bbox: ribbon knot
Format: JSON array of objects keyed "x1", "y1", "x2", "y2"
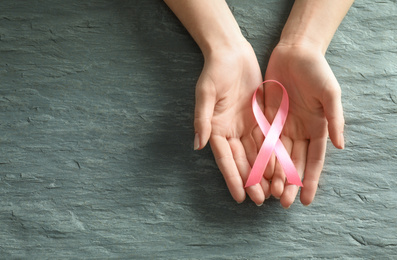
[{"x1": 245, "y1": 80, "x2": 303, "y2": 188}]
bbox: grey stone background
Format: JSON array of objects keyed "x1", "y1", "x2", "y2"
[{"x1": 0, "y1": 0, "x2": 396, "y2": 259}]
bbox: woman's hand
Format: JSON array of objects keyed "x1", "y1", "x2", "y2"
[
  {"x1": 264, "y1": 43, "x2": 345, "y2": 208},
  {"x1": 262, "y1": 0, "x2": 352, "y2": 208},
  {"x1": 163, "y1": 0, "x2": 270, "y2": 205},
  {"x1": 194, "y1": 40, "x2": 270, "y2": 205}
]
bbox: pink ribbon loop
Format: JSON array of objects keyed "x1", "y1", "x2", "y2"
[{"x1": 245, "y1": 80, "x2": 303, "y2": 188}]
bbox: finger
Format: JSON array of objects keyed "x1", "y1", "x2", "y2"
[
  {"x1": 252, "y1": 125, "x2": 264, "y2": 154},
  {"x1": 271, "y1": 159, "x2": 285, "y2": 199},
  {"x1": 260, "y1": 178, "x2": 272, "y2": 199},
  {"x1": 253, "y1": 126, "x2": 277, "y2": 179},
  {"x1": 210, "y1": 135, "x2": 246, "y2": 203},
  {"x1": 240, "y1": 135, "x2": 258, "y2": 167},
  {"x1": 321, "y1": 76, "x2": 345, "y2": 149},
  {"x1": 300, "y1": 137, "x2": 327, "y2": 206},
  {"x1": 264, "y1": 152, "x2": 276, "y2": 180},
  {"x1": 271, "y1": 135, "x2": 292, "y2": 199},
  {"x1": 194, "y1": 81, "x2": 216, "y2": 150},
  {"x1": 280, "y1": 139, "x2": 308, "y2": 209},
  {"x1": 248, "y1": 129, "x2": 272, "y2": 198},
  {"x1": 252, "y1": 123, "x2": 276, "y2": 180},
  {"x1": 229, "y1": 138, "x2": 265, "y2": 206}
]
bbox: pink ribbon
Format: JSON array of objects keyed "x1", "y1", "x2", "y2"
[{"x1": 245, "y1": 80, "x2": 303, "y2": 188}]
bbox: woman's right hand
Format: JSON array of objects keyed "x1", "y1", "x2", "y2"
[{"x1": 194, "y1": 40, "x2": 270, "y2": 205}]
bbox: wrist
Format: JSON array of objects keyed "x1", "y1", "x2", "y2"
[
  {"x1": 164, "y1": 0, "x2": 247, "y2": 59},
  {"x1": 201, "y1": 35, "x2": 249, "y2": 60},
  {"x1": 278, "y1": 0, "x2": 354, "y2": 56},
  {"x1": 201, "y1": 37, "x2": 258, "y2": 75},
  {"x1": 278, "y1": 33, "x2": 326, "y2": 55},
  {"x1": 194, "y1": 14, "x2": 247, "y2": 58}
]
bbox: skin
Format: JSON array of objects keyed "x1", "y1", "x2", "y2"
[
  {"x1": 163, "y1": 0, "x2": 354, "y2": 207},
  {"x1": 264, "y1": 0, "x2": 354, "y2": 208}
]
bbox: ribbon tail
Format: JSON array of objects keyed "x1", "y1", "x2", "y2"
[
  {"x1": 245, "y1": 140, "x2": 272, "y2": 188},
  {"x1": 274, "y1": 139, "x2": 303, "y2": 187}
]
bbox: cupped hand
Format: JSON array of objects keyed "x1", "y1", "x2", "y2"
[
  {"x1": 264, "y1": 43, "x2": 345, "y2": 208},
  {"x1": 194, "y1": 40, "x2": 270, "y2": 205}
]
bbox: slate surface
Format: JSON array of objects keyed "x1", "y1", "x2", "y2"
[{"x1": 0, "y1": 0, "x2": 396, "y2": 259}]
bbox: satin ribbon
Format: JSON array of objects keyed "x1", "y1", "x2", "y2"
[{"x1": 245, "y1": 80, "x2": 303, "y2": 188}]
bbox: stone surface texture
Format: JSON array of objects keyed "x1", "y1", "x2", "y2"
[{"x1": 0, "y1": 0, "x2": 396, "y2": 259}]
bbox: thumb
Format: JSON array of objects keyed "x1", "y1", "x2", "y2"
[
  {"x1": 321, "y1": 78, "x2": 345, "y2": 149},
  {"x1": 194, "y1": 83, "x2": 216, "y2": 150}
]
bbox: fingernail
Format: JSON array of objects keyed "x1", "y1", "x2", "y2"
[
  {"x1": 194, "y1": 133, "x2": 200, "y2": 150},
  {"x1": 256, "y1": 203, "x2": 263, "y2": 207}
]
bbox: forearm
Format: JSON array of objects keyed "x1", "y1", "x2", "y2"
[
  {"x1": 163, "y1": 0, "x2": 246, "y2": 57},
  {"x1": 279, "y1": 0, "x2": 354, "y2": 54}
]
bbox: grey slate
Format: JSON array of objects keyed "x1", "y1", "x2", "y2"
[{"x1": 0, "y1": 0, "x2": 396, "y2": 259}]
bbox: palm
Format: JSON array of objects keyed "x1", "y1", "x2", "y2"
[
  {"x1": 264, "y1": 45, "x2": 344, "y2": 207},
  {"x1": 195, "y1": 42, "x2": 270, "y2": 205}
]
